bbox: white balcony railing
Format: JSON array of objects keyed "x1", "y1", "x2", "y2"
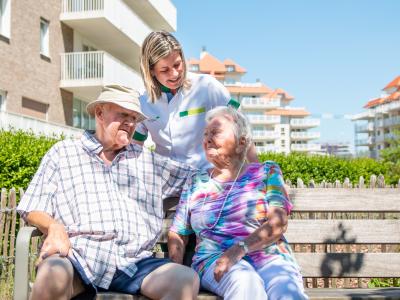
[
  {"x1": 246, "y1": 115, "x2": 280, "y2": 124},
  {"x1": 241, "y1": 97, "x2": 280, "y2": 109},
  {"x1": 0, "y1": 111, "x2": 83, "y2": 138},
  {"x1": 252, "y1": 130, "x2": 280, "y2": 140},
  {"x1": 256, "y1": 145, "x2": 277, "y2": 153},
  {"x1": 383, "y1": 116, "x2": 400, "y2": 127},
  {"x1": 291, "y1": 143, "x2": 321, "y2": 152},
  {"x1": 355, "y1": 137, "x2": 375, "y2": 146},
  {"x1": 60, "y1": 51, "x2": 143, "y2": 91},
  {"x1": 61, "y1": 0, "x2": 104, "y2": 13},
  {"x1": 290, "y1": 118, "x2": 320, "y2": 128},
  {"x1": 290, "y1": 132, "x2": 320, "y2": 139},
  {"x1": 355, "y1": 123, "x2": 374, "y2": 132}
]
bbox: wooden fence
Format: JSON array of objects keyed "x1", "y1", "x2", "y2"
[{"x1": 0, "y1": 176, "x2": 399, "y2": 298}]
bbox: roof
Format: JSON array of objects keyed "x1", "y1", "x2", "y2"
[
  {"x1": 188, "y1": 53, "x2": 226, "y2": 73},
  {"x1": 265, "y1": 108, "x2": 310, "y2": 117},
  {"x1": 223, "y1": 58, "x2": 246, "y2": 73},
  {"x1": 383, "y1": 75, "x2": 400, "y2": 91},
  {"x1": 268, "y1": 88, "x2": 294, "y2": 100},
  {"x1": 363, "y1": 97, "x2": 384, "y2": 109}
]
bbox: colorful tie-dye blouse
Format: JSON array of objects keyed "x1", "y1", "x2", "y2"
[{"x1": 170, "y1": 161, "x2": 299, "y2": 278}]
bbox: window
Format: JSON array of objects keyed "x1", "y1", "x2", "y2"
[
  {"x1": 22, "y1": 97, "x2": 48, "y2": 120},
  {"x1": 0, "y1": 0, "x2": 11, "y2": 38},
  {"x1": 226, "y1": 65, "x2": 235, "y2": 72},
  {"x1": 40, "y1": 18, "x2": 50, "y2": 57},
  {"x1": 73, "y1": 98, "x2": 95, "y2": 130},
  {"x1": 189, "y1": 64, "x2": 199, "y2": 72},
  {"x1": 0, "y1": 89, "x2": 6, "y2": 112}
]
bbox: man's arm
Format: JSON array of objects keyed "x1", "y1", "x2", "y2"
[
  {"x1": 26, "y1": 211, "x2": 71, "y2": 264},
  {"x1": 168, "y1": 231, "x2": 189, "y2": 264}
]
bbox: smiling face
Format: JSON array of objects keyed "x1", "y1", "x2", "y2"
[
  {"x1": 151, "y1": 50, "x2": 184, "y2": 90},
  {"x1": 203, "y1": 115, "x2": 242, "y2": 167},
  {"x1": 95, "y1": 103, "x2": 139, "y2": 150}
]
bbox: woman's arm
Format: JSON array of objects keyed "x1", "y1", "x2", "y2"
[
  {"x1": 213, "y1": 206, "x2": 288, "y2": 282},
  {"x1": 168, "y1": 231, "x2": 189, "y2": 264}
]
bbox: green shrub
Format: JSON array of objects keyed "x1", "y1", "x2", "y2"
[
  {"x1": 258, "y1": 152, "x2": 396, "y2": 185},
  {"x1": 0, "y1": 129, "x2": 60, "y2": 191}
]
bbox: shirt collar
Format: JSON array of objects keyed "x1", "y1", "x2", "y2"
[{"x1": 81, "y1": 130, "x2": 104, "y2": 155}]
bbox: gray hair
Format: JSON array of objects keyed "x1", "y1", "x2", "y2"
[{"x1": 205, "y1": 106, "x2": 252, "y2": 156}]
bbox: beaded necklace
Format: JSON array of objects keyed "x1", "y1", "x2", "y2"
[{"x1": 201, "y1": 160, "x2": 246, "y2": 230}]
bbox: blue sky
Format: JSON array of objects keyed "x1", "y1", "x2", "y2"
[{"x1": 172, "y1": 0, "x2": 400, "y2": 150}]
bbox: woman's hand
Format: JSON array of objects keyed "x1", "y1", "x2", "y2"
[{"x1": 213, "y1": 244, "x2": 245, "y2": 282}]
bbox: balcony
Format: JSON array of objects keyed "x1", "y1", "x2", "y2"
[
  {"x1": 290, "y1": 132, "x2": 320, "y2": 140},
  {"x1": 290, "y1": 118, "x2": 320, "y2": 128},
  {"x1": 241, "y1": 97, "x2": 280, "y2": 109},
  {"x1": 0, "y1": 111, "x2": 83, "y2": 138},
  {"x1": 291, "y1": 143, "x2": 321, "y2": 152},
  {"x1": 255, "y1": 145, "x2": 277, "y2": 153},
  {"x1": 60, "y1": 0, "x2": 154, "y2": 69},
  {"x1": 246, "y1": 115, "x2": 280, "y2": 125},
  {"x1": 355, "y1": 123, "x2": 374, "y2": 133},
  {"x1": 252, "y1": 130, "x2": 280, "y2": 141},
  {"x1": 355, "y1": 137, "x2": 375, "y2": 146},
  {"x1": 383, "y1": 116, "x2": 400, "y2": 127},
  {"x1": 352, "y1": 111, "x2": 375, "y2": 121},
  {"x1": 60, "y1": 51, "x2": 143, "y2": 101}
]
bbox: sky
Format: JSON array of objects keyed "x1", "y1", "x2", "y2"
[{"x1": 172, "y1": 0, "x2": 400, "y2": 152}]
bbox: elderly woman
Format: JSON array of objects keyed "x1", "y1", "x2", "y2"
[{"x1": 168, "y1": 107, "x2": 308, "y2": 299}]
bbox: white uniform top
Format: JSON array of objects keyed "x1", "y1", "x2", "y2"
[{"x1": 134, "y1": 72, "x2": 231, "y2": 170}]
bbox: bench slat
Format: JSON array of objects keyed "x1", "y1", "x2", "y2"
[
  {"x1": 286, "y1": 220, "x2": 400, "y2": 244},
  {"x1": 305, "y1": 288, "x2": 400, "y2": 300},
  {"x1": 295, "y1": 253, "x2": 400, "y2": 277},
  {"x1": 160, "y1": 220, "x2": 400, "y2": 244},
  {"x1": 289, "y1": 189, "x2": 400, "y2": 212}
]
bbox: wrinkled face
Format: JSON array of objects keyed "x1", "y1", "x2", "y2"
[
  {"x1": 203, "y1": 115, "x2": 239, "y2": 164},
  {"x1": 96, "y1": 103, "x2": 139, "y2": 149},
  {"x1": 151, "y1": 50, "x2": 184, "y2": 90}
]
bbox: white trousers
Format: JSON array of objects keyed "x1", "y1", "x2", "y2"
[{"x1": 201, "y1": 257, "x2": 309, "y2": 300}]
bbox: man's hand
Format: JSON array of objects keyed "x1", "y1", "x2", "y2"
[
  {"x1": 213, "y1": 245, "x2": 244, "y2": 282},
  {"x1": 36, "y1": 223, "x2": 71, "y2": 265}
]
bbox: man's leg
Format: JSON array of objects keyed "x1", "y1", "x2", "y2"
[
  {"x1": 30, "y1": 255, "x2": 85, "y2": 300},
  {"x1": 140, "y1": 262, "x2": 199, "y2": 300}
]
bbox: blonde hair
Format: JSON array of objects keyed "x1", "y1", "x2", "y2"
[{"x1": 140, "y1": 31, "x2": 190, "y2": 102}]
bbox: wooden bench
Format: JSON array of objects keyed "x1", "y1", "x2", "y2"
[{"x1": 14, "y1": 187, "x2": 400, "y2": 300}]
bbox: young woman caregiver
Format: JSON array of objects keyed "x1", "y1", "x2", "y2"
[{"x1": 133, "y1": 30, "x2": 258, "y2": 170}]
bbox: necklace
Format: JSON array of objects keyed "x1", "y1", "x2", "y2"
[{"x1": 201, "y1": 160, "x2": 246, "y2": 230}]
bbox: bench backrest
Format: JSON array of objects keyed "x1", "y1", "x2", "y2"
[{"x1": 160, "y1": 188, "x2": 400, "y2": 280}]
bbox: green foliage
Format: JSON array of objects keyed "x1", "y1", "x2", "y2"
[
  {"x1": 380, "y1": 130, "x2": 400, "y2": 184},
  {"x1": 0, "y1": 129, "x2": 60, "y2": 190},
  {"x1": 368, "y1": 278, "x2": 400, "y2": 288},
  {"x1": 258, "y1": 152, "x2": 396, "y2": 185}
]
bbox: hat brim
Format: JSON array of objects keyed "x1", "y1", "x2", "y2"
[{"x1": 86, "y1": 100, "x2": 147, "y2": 123}]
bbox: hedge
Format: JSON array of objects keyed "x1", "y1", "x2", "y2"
[
  {"x1": 0, "y1": 129, "x2": 60, "y2": 190},
  {"x1": 259, "y1": 152, "x2": 398, "y2": 185},
  {"x1": 1, "y1": 129, "x2": 399, "y2": 192}
]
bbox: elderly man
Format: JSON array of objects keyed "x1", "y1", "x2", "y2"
[{"x1": 17, "y1": 86, "x2": 199, "y2": 300}]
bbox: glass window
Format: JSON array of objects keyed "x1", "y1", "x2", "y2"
[
  {"x1": 190, "y1": 64, "x2": 199, "y2": 72},
  {"x1": 73, "y1": 97, "x2": 95, "y2": 130},
  {"x1": 0, "y1": 89, "x2": 6, "y2": 111},
  {"x1": 40, "y1": 18, "x2": 50, "y2": 57},
  {"x1": 226, "y1": 65, "x2": 235, "y2": 72},
  {"x1": 0, "y1": 0, "x2": 10, "y2": 38}
]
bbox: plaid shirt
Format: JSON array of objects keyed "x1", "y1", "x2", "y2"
[{"x1": 17, "y1": 131, "x2": 193, "y2": 289}]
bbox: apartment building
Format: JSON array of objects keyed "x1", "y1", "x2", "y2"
[
  {"x1": 0, "y1": 0, "x2": 176, "y2": 137},
  {"x1": 188, "y1": 50, "x2": 320, "y2": 154},
  {"x1": 352, "y1": 75, "x2": 400, "y2": 158}
]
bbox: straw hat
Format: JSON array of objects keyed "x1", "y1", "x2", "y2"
[{"x1": 86, "y1": 85, "x2": 148, "y2": 122}]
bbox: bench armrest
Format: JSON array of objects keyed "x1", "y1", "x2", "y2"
[{"x1": 14, "y1": 226, "x2": 42, "y2": 300}]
